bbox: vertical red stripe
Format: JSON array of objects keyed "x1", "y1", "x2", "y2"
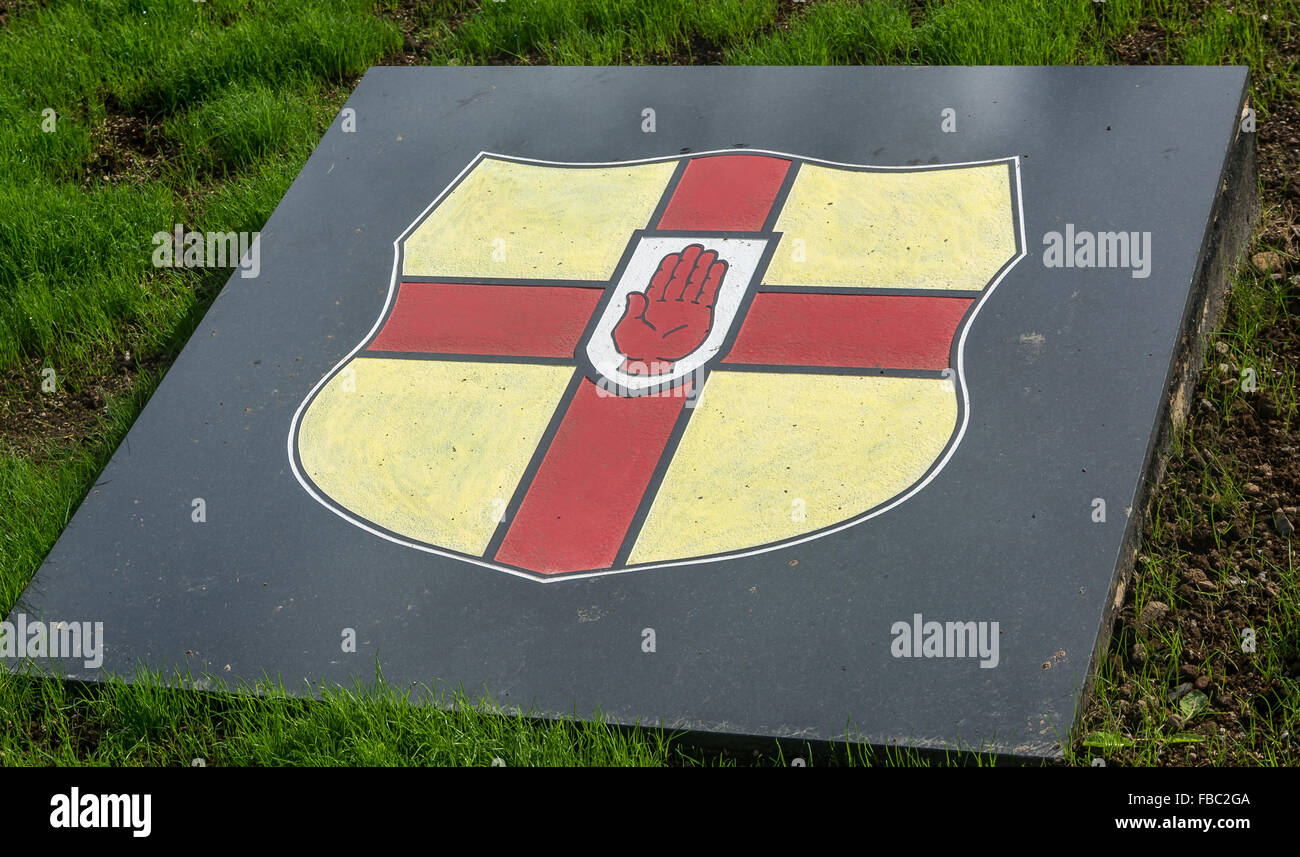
[
  {"x1": 494, "y1": 154, "x2": 795, "y2": 574},
  {"x1": 656, "y1": 154, "x2": 791, "y2": 231},
  {"x1": 495, "y1": 379, "x2": 689, "y2": 574}
]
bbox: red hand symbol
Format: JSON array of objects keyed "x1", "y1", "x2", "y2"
[{"x1": 613, "y1": 244, "x2": 728, "y2": 374}]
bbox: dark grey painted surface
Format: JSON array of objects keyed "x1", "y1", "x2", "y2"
[{"x1": 5, "y1": 67, "x2": 1249, "y2": 756}]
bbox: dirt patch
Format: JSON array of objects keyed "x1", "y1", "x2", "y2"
[
  {"x1": 1110, "y1": 20, "x2": 1171, "y2": 64},
  {"x1": 654, "y1": 32, "x2": 727, "y2": 66},
  {"x1": 4, "y1": 5, "x2": 178, "y2": 185},
  {"x1": 1257, "y1": 95, "x2": 1300, "y2": 214},
  {"x1": 377, "y1": 0, "x2": 480, "y2": 66},
  {"x1": 0, "y1": 0, "x2": 40, "y2": 29},
  {"x1": 377, "y1": 0, "x2": 435, "y2": 66},
  {"x1": 706, "y1": 0, "x2": 833, "y2": 60},
  {"x1": 0, "y1": 353, "x2": 143, "y2": 461},
  {"x1": 1108, "y1": 0, "x2": 1214, "y2": 65},
  {"x1": 774, "y1": 0, "x2": 821, "y2": 30},
  {"x1": 80, "y1": 106, "x2": 177, "y2": 187}
]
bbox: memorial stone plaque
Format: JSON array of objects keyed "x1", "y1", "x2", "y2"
[{"x1": 4, "y1": 67, "x2": 1256, "y2": 758}]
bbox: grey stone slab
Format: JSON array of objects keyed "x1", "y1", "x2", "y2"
[{"x1": 4, "y1": 67, "x2": 1254, "y2": 758}]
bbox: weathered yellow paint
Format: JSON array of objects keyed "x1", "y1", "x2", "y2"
[
  {"x1": 402, "y1": 157, "x2": 678, "y2": 279},
  {"x1": 628, "y1": 371, "x2": 957, "y2": 564},
  {"x1": 764, "y1": 162, "x2": 1016, "y2": 290},
  {"x1": 297, "y1": 358, "x2": 572, "y2": 555}
]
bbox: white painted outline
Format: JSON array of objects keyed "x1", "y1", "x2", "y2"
[{"x1": 287, "y1": 148, "x2": 1027, "y2": 583}]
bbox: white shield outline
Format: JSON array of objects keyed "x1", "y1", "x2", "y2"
[{"x1": 287, "y1": 148, "x2": 1027, "y2": 583}]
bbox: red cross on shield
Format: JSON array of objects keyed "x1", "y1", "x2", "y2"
[{"x1": 290, "y1": 150, "x2": 1025, "y2": 581}]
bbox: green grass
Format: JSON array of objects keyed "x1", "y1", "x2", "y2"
[
  {"x1": 163, "y1": 83, "x2": 326, "y2": 179},
  {"x1": 726, "y1": 0, "x2": 913, "y2": 65},
  {"x1": 0, "y1": 0, "x2": 396, "y2": 374},
  {"x1": 0, "y1": 0, "x2": 1296, "y2": 765},
  {"x1": 0, "y1": 662, "x2": 1004, "y2": 766},
  {"x1": 0, "y1": 182, "x2": 176, "y2": 368},
  {"x1": 914, "y1": 0, "x2": 1109, "y2": 64},
  {"x1": 0, "y1": 665, "x2": 682, "y2": 766},
  {"x1": 435, "y1": 0, "x2": 783, "y2": 64}
]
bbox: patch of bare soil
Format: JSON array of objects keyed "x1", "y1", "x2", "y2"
[
  {"x1": 1109, "y1": 0, "x2": 1213, "y2": 65},
  {"x1": 378, "y1": 0, "x2": 479, "y2": 66},
  {"x1": 1110, "y1": 20, "x2": 1172, "y2": 64},
  {"x1": 1256, "y1": 13, "x2": 1300, "y2": 211},
  {"x1": 81, "y1": 100, "x2": 177, "y2": 187},
  {"x1": 0, "y1": 350, "x2": 154, "y2": 462},
  {"x1": 0, "y1": 0, "x2": 41, "y2": 29}
]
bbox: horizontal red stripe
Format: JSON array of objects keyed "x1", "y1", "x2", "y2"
[
  {"x1": 495, "y1": 378, "x2": 689, "y2": 574},
  {"x1": 367, "y1": 282, "x2": 600, "y2": 358},
  {"x1": 656, "y1": 154, "x2": 790, "y2": 231},
  {"x1": 723, "y1": 292, "x2": 973, "y2": 370}
]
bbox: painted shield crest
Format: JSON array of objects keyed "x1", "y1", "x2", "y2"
[{"x1": 289, "y1": 150, "x2": 1025, "y2": 581}]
